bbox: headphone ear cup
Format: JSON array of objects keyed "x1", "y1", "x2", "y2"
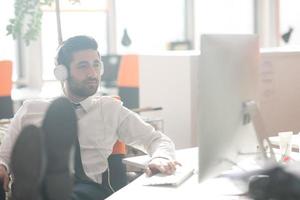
[
  {"x1": 54, "y1": 65, "x2": 68, "y2": 81},
  {"x1": 100, "y1": 61, "x2": 104, "y2": 76}
]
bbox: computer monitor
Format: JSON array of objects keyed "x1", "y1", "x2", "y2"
[
  {"x1": 101, "y1": 55, "x2": 121, "y2": 88},
  {"x1": 198, "y1": 34, "x2": 261, "y2": 182}
]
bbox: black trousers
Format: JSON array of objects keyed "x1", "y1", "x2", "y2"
[
  {"x1": 0, "y1": 181, "x2": 5, "y2": 200},
  {"x1": 72, "y1": 171, "x2": 113, "y2": 200}
]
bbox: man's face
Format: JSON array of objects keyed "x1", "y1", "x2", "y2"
[{"x1": 67, "y1": 49, "x2": 101, "y2": 98}]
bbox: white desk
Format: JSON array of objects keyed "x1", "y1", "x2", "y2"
[
  {"x1": 107, "y1": 148, "x2": 250, "y2": 200},
  {"x1": 109, "y1": 136, "x2": 300, "y2": 200},
  {"x1": 106, "y1": 172, "x2": 248, "y2": 200}
]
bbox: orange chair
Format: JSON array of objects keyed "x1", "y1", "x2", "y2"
[{"x1": 0, "y1": 60, "x2": 14, "y2": 119}]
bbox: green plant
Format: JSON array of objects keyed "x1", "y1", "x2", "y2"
[
  {"x1": 6, "y1": 0, "x2": 79, "y2": 45},
  {"x1": 6, "y1": 0, "x2": 53, "y2": 45}
]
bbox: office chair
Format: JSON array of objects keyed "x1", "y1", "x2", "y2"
[
  {"x1": 0, "y1": 60, "x2": 14, "y2": 120},
  {"x1": 101, "y1": 55, "x2": 121, "y2": 88},
  {"x1": 117, "y1": 55, "x2": 139, "y2": 109},
  {"x1": 107, "y1": 140, "x2": 128, "y2": 191}
]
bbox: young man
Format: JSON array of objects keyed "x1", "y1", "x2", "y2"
[{"x1": 0, "y1": 35, "x2": 178, "y2": 200}]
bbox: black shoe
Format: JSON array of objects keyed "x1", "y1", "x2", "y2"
[
  {"x1": 11, "y1": 125, "x2": 45, "y2": 200},
  {"x1": 42, "y1": 97, "x2": 77, "y2": 200}
]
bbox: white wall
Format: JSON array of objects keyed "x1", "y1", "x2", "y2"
[{"x1": 139, "y1": 52, "x2": 199, "y2": 149}]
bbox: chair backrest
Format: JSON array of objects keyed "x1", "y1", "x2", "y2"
[
  {"x1": 117, "y1": 55, "x2": 139, "y2": 88},
  {"x1": 101, "y1": 55, "x2": 121, "y2": 88},
  {"x1": 117, "y1": 55, "x2": 139, "y2": 109},
  {"x1": 0, "y1": 60, "x2": 14, "y2": 119}
]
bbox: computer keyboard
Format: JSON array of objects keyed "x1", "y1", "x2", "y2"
[{"x1": 142, "y1": 166, "x2": 194, "y2": 186}]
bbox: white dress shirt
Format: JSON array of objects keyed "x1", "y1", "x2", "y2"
[{"x1": 0, "y1": 95, "x2": 175, "y2": 183}]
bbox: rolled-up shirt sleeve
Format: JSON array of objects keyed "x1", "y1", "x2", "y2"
[
  {"x1": 0, "y1": 100, "x2": 47, "y2": 173},
  {"x1": 117, "y1": 106, "x2": 176, "y2": 161},
  {"x1": 0, "y1": 104, "x2": 27, "y2": 173}
]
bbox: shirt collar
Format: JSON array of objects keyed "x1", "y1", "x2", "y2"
[
  {"x1": 78, "y1": 95, "x2": 94, "y2": 112},
  {"x1": 62, "y1": 93, "x2": 99, "y2": 112}
]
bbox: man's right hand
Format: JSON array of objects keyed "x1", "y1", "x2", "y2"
[{"x1": 0, "y1": 165, "x2": 9, "y2": 192}]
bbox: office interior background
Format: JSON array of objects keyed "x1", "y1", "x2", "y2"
[
  {"x1": 2, "y1": 0, "x2": 300, "y2": 83},
  {"x1": 1, "y1": 0, "x2": 300, "y2": 149}
]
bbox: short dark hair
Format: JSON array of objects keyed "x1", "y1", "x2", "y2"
[{"x1": 55, "y1": 35, "x2": 99, "y2": 68}]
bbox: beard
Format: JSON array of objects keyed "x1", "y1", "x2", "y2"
[{"x1": 67, "y1": 76, "x2": 99, "y2": 98}]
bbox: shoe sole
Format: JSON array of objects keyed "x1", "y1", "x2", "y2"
[
  {"x1": 11, "y1": 125, "x2": 45, "y2": 200},
  {"x1": 42, "y1": 97, "x2": 77, "y2": 200}
]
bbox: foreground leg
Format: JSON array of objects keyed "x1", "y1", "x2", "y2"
[
  {"x1": 42, "y1": 97, "x2": 78, "y2": 200},
  {"x1": 11, "y1": 125, "x2": 45, "y2": 200}
]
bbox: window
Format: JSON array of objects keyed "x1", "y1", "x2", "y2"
[
  {"x1": 280, "y1": 0, "x2": 300, "y2": 46},
  {"x1": 116, "y1": 0, "x2": 185, "y2": 53},
  {"x1": 41, "y1": 0, "x2": 108, "y2": 80},
  {"x1": 194, "y1": 0, "x2": 254, "y2": 49}
]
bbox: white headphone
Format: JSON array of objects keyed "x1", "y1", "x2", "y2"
[{"x1": 54, "y1": 61, "x2": 104, "y2": 81}]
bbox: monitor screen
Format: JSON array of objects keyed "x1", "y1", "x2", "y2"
[
  {"x1": 198, "y1": 34, "x2": 260, "y2": 182},
  {"x1": 101, "y1": 55, "x2": 121, "y2": 88}
]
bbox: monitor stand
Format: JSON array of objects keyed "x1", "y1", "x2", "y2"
[{"x1": 244, "y1": 100, "x2": 276, "y2": 162}]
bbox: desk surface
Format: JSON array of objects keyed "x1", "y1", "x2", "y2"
[
  {"x1": 111, "y1": 136, "x2": 300, "y2": 200},
  {"x1": 108, "y1": 147, "x2": 250, "y2": 200},
  {"x1": 106, "y1": 172, "x2": 249, "y2": 200}
]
